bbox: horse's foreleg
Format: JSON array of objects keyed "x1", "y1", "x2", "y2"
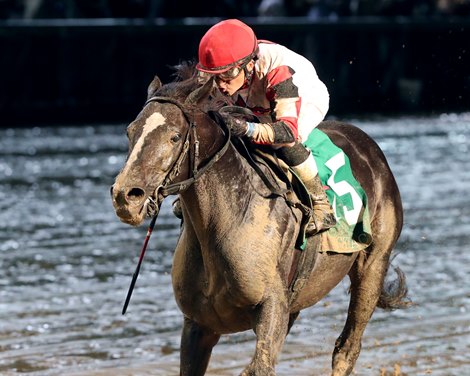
[
  {"x1": 180, "y1": 316, "x2": 221, "y2": 376},
  {"x1": 241, "y1": 283, "x2": 289, "y2": 376},
  {"x1": 331, "y1": 244, "x2": 392, "y2": 376}
]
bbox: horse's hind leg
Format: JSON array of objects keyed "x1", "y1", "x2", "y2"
[
  {"x1": 180, "y1": 316, "x2": 220, "y2": 376},
  {"x1": 331, "y1": 240, "x2": 394, "y2": 376}
]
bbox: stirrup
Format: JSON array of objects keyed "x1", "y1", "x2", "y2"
[{"x1": 305, "y1": 208, "x2": 336, "y2": 237}]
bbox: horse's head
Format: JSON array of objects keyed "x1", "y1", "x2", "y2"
[{"x1": 111, "y1": 74, "x2": 224, "y2": 226}]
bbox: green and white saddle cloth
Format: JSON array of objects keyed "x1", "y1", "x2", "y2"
[{"x1": 304, "y1": 128, "x2": 372, "y2": 253}]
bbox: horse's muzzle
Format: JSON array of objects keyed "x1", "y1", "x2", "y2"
[{"x1": 110, "y1": 184, "x2": 149, "y2": 226}]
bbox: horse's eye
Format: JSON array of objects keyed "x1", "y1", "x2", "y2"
[{"x1": 171, "y1": 133, "x2": 182, "y2": 143}]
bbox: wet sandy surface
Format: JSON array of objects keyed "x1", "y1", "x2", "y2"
[{"x1": 1, "y1": 113, "x2": 469, "y2": 375}]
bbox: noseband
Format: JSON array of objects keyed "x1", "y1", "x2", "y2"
[{"x1": 144, "y1": 96, "x2": 231, "y2": 201}]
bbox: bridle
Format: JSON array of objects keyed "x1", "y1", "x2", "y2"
[{"x1": 143, "y1": 96, "x2": 232, "y2": 206}]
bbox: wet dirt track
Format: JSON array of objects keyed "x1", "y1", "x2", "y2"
[{"x1": 0, "y1": 114, "x2": 469, "y2": 375}]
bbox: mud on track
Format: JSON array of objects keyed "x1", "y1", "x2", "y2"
[{"x1": 1, "y1": 114, "x2": 469, "y2": 375}]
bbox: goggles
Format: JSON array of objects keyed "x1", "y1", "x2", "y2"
[
  {"x1": 216, "y1": 65, "x2": 244, "y2": 80},
  {"x1": 198, "y1": 60, "x2": 250, "y2": 82}
]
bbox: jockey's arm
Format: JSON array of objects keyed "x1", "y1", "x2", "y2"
[
  {"x1": 249, "y1": 119, "x2": 296, "y2": 147},
  {"x1": 249, "y1": 67, "x2": 301, "y2": 147}
]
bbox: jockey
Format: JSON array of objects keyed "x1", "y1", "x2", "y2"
[{"x1": 197, "y1": 19, "x2": 336, "y2": 235}]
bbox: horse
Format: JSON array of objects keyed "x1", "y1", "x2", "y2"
[{"x1": 110, "y1": 65, "x2": 409, "y2": 376}]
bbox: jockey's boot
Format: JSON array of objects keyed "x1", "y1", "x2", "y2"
[
  {"x1": 292, "y1": 153, "x2": 336, "y2": 236},
  {"x1": 303, "y1": 174, "x2": 337, "y2": 236},
  {"x1": 172, "y1": 197, "x2": 183, "y2": 219}
]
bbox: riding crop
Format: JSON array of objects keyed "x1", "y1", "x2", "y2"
[{"x1": 122, "y1": 214, "x2": 158, "y2": 315}]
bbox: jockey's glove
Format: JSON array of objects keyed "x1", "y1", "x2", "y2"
[{"x1": 222, "y1": 115, "x2": 257, "y2": 138}]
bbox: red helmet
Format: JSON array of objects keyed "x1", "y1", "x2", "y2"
[{"x1": 197, "y1": 19, "x2": 258, "y2": 74}]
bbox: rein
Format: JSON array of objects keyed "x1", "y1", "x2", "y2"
[{"x1": 144, "y1": 96, "x2": 232, "y2": 200}]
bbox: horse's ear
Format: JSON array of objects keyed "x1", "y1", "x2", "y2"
[
  {"x1": 185, "y1": 77, "x2": 214, "y2": 105},
  {"x1": 147, "y1": 76, "x2": 162, "y2": 99}
]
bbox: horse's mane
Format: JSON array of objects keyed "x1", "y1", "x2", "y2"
[{"x1": 154, "y1": 61, "x2": 229, "y2": 112}]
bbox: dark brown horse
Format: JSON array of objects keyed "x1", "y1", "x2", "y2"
[{"x1": 111, "y1": 66, "x2": 409, "y2": 376}]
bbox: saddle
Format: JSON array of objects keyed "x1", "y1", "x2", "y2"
[{"x1": 233, "y1": 138, "x2": 312, "y2": 246}]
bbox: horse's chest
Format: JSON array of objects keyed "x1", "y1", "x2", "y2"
[{"x1": 180, "y1": 284, "x2": 253, "y2": 333}]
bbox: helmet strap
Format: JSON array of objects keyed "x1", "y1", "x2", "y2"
[{"x1": 242, "y1": 62, "x2": 255, "y2": 87}]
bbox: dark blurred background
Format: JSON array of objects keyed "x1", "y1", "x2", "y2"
[{"x1": 1, "y1": 0, "x2": 469, "y2": 126}]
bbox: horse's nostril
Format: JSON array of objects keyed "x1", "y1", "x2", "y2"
[
  {"x1": 110, "y1": 185, "x2": 114, "y2": 196},
  {"x1": 127, "y1": 187, "x2": 145, "y2": 201}
]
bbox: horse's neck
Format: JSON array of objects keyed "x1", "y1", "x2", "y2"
[{"x1": 182, "y1": 145, "x2": 260, "y2": 230}]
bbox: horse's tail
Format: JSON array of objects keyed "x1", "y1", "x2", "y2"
[{"x1": 377, "y1": 265, "x2": 413, "y2": 310}]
